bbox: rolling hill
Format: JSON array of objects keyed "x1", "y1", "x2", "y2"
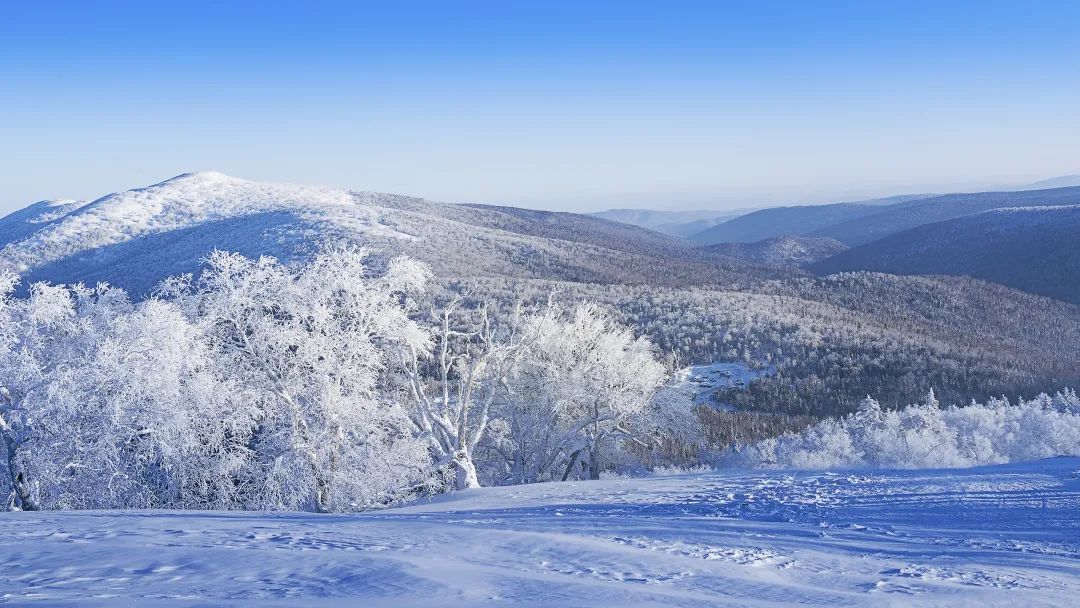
[
  {"x1": 813, "y1": 205, "x2": 1080, "y2": 304},
  {"x1": 588, "y1": 208, "x2": 752, "y2": 237},
  {"x1": 0, "y1": 172, "x2": 784, "y2": 295},
  {"x1": 688, "y1": 194, "x2": 932, "y2": 244}
]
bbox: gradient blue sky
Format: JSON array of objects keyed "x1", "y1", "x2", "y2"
[{"x1": 2, "y1": 0, "x2": 1079, "y2": 212}]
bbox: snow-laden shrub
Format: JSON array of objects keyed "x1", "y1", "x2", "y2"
[
  {"x1": 727, "y1": 389, "x2": 1080, "y2": 469},
  {"x1": 0, "y1": 247, "x2": 437, "y2": 512},
  {"x1": 475, "y1": 303, "x2": 684, "y2": 485}
]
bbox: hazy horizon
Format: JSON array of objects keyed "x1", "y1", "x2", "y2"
[
  {"x1": 3, "y1": 1, "x2": 1080, "y2": 214},
  {"x1": 8, "y1": 169, "x2": 1080, "y2": 217}
]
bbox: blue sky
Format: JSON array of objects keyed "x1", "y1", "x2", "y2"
[{"x1": 2, "y1": 0, "x2": 1079, "y2": 212}]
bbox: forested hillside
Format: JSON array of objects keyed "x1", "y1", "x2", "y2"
[
  {"x1": 701, "y1": 235, "x2": 848, "y2": 267},
  {"x1": 452, "y1": 272, "x2": 1080, "y2": 417},
  {"x1": 810, "y1": 186, "x2": 1080, "y2": 245},
  {"x1": 812, "y1": 206, "x2": 1080, "y2": 303}
]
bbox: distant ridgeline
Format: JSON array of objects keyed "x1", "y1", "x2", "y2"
[{"x1": 2, "y1": 172, "x2": 1079, "y2": 419}]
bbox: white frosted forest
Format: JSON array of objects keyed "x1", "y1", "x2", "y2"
[
  {"x1": 4, "y1": 246, "x2": 1080, "y2": 515},
  {"x1": 0, "y1": 246, "x2": 702, "y2": 512}
]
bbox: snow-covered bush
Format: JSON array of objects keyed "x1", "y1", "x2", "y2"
[
  {"x1": 179, "y1": 246, "x2": 434, "y2": 512},
  {"x1": 728, "y1": 389, "x2": 1080, "y2": 470},
  {"x1": 481, "y1": 303, "x2": 674, "y2": 483},
  {"x1": 1, "y1": 247, "x2": 438, "y2": 512}
]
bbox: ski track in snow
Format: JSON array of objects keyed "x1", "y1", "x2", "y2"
[{"x1": 2, "y1": 459, "x2": 1079, "y2": 606}]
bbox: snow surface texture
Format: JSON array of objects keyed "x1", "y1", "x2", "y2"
[{"x1": 2, "y1": 458, "x2": 1078, "y2": 606}]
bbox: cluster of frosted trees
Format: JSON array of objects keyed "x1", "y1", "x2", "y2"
[
  {"x1": 0, "y1": 247, "x2": 701, "y2": 512},
  {"x1": 729, "y1": 389, "x2": 1080, "y2": 469}
]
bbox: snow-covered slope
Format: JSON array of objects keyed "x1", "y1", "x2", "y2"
[
  {"x1": 668, "y1": 362, "x2": 770, "y2": 408},
  {"x1": 2, "y1": 458, "x2": 1078, "y2": 606},
  {"x1": 1, "y1": 171, "x2": 406, "y2": 271},
  {"x1": 0, "y1": 172, "x2": 774, "y2": 294}
]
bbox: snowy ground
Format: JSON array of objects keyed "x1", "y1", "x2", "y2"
[
  {"x1": 2, "y1": 459, "x2": 1079, "y2": 607},
  {"x1": 669, "y1": 362, "x2": 768, "y2": 409}
]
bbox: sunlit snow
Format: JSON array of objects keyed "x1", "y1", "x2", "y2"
[{"x1": 2, "y1": 458, "x2": 1078, "y2": 606}]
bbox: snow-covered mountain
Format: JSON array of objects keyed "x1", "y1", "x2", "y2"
[
  {"x1": 0, "y1": 172, "x2": 771, "y2": 295},
  {"x1": 4, "y1": 172, "x2": 1080, "y2": 419}
]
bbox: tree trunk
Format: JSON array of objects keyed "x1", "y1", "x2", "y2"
[
  {"x1": 561, "y1": 448, "x2": 584, "y2": 482},
  {"x1": 4, "y1": 436, "x2": 37, "y2": 511},
  {"x1": 587, "y1": 443, "x2": 601, "y2": 481},
  {"x1": 452, "y1": 450, "x2": 481, "y2": 490}
]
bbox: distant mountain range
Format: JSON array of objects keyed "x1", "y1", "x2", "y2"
[
  {"x1": 807, "y1": 186, "x2": 1080, "y2": 246},
  {"x1": 1007, "y1": 174, "x2": 1080, "y2": 191},
  {"x1": 688, "y1": 194, "x2": 934, "y2": 245},
  {"x1": 595, "y1": 175, "x2": 1080, "y2": 246},
  {"x1": 584, "y1": 176, "x2": 1080, "y2": 305},
  {"x1": 587, "y1": 208, "x2": 755, "y2": 237},
  {"x1": 813, "y1": 205, "x2": 1080, "y2": 304}
]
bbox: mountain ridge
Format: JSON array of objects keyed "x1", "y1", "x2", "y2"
[
  {"x1": 0, "y1": 172, "x2": 780, "y2": 295},
  {"x1": 812, "y1": 205, "x2": 1080, "y2": 304}
]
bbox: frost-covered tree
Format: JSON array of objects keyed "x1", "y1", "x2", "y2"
[
  {"x1": 184, "y1": 246, "x2": 433, "y2": 511},
  {"x1": 399, "y1": 297, "x2": 536, "y2": 489},
  {"x1": 508, "y1": 304, "x2": 667, "y2": 481},
  {"x1": 0, "y1": 270, "x2": 45, "y2": 510},
  {"x1": 0, "y1": 279, "x2": 139, "y2": 509},
  {"x1": 0, "y1": 277, "x2": 241, "y2": 510},
  {"x1": 0, "y1": 247, "x2": 725, "y2": 512}
]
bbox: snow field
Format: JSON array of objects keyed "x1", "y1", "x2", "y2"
[{"x1": 2, "y1": 457, "x2": 1078, "y2": 606}]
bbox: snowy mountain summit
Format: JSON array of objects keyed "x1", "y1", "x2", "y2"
[
  {"x1": 0, "y1": 171, "x2": 411, "y2": 281},
  {"x1": 0, "y1": 172, "x2": 762, "y2": 295}
]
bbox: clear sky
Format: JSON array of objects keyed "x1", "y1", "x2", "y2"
[{"x1": 2, "y1": 0, "x2": 1079, "y2": 213}]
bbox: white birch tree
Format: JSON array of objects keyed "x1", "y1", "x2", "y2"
[{"x1": 399, "y1": 297, "x2": 538, "y2": 490}]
